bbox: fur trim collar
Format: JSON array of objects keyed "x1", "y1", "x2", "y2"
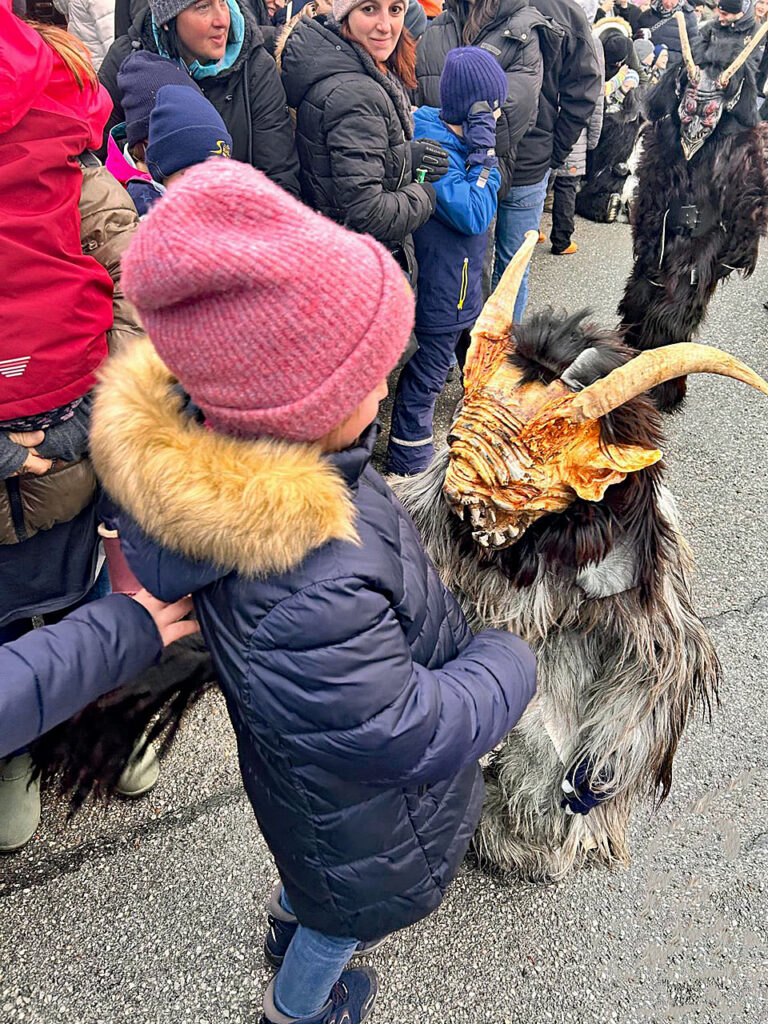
[{"x1": 90, "y1": 339, "x2": 359, "y2": 577}]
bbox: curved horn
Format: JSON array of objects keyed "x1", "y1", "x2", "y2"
[
  {"x1": 718, "y1": 20, "x2": 768, "y2": 86},
  {"x1": 471, "y1": 230, "x2": 538, "y2": 341},
  {"x1": 674, "y1": 10, "x2": 699, "y2": 82},
  {"x1": 568, "y1": 343, "x2": 768, "y2": 422}
]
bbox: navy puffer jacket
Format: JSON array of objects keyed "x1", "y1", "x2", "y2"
[{"x1": 90, "y1": 340, "x2": 537, "y2": 941}]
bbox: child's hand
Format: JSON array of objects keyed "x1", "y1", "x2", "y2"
[{"x1": 131, "y1": 589, "x2": 200, "y2": 647}]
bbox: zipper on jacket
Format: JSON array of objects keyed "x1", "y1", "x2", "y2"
[
  {"x1": 397, "y1": 158, "x2": 407, "y2": 190},
  {"x1": 457, "y1": 258, "x2": 469, "y2": 315}
]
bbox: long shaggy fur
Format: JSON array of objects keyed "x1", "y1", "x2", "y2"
[
  {"x1": 29, "y1": 634, "x2": 218, "y2": 812},
  {"x1": 393, "y1": 318, "x2": 721, "y2": 880},
  {"x1": 618, "y1": 40, "x2": 768, "y2": 411},
  {"x1": 576, "y1": 90, "x2": 642, "y2": 223}
]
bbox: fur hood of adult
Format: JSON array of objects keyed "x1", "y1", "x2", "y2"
[{"x1": 90, "y1": 338, "x2": 359, "y2": 578}]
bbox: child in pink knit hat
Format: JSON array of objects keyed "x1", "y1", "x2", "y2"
[{"x1": 91, "y1": 160, "x2": 536, "y2": 1024}]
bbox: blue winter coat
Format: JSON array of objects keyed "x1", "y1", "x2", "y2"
[
  {"x1": 90, "y1": 339, "x2": 537, "y2": 941},
  {"x1": 0, "y1": 594, "x2": 161, "y2": 758},
  {"x1": 412, "y1": 108, "x2": 501, "y2": 333}
]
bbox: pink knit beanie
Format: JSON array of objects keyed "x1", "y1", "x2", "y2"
[{"x1": 120, "y1": 160, "x2": 414, "y2": 442}]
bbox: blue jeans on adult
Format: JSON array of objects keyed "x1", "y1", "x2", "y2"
[
  {"x1": 273, "y1": 888, "x2": 359, "y2": 1019},
  {"x1": 493, "y1": 170, "x2": 551, "y2": 321}
]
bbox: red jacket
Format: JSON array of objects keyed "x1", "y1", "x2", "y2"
[{"x1": 0, "y1": 3, "x2": 114, "y2": 420}]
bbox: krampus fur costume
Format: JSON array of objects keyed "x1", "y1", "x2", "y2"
[
  {"x1": 618, "y1": 11, "x2": 768, "y2": 412},
  {"x1": 576, "y1": 18, "x2": 644, "y2": 224},
  {"x1": 394, "y1": 232, "x2": 768, "y2": 880}
]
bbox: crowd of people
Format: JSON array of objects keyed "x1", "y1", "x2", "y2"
[{"x1": 2, "y1": 0, "x2": 766, "y2": 1022}]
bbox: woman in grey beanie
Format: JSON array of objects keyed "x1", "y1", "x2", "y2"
[{"x1": 98, "y1": 0, "x2": 300, "y2": 194}]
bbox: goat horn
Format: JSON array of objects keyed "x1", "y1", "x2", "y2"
[
  {"x1": 567, "y1": 343, "x2": 768, "y2": 421},
  {"x1": 718, "y1": 19, "x2": 768, "y2": 86},
  {"x1": 674, "y1": 10, "x2": 699, "y2": 83},
  {"x1": 471, "y1": 230, "x2": 538, "y2": 341}
]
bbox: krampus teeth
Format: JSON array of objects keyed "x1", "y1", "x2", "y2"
[
  {"x1": 471, "y1": 508, "x2": 483, "y2": 526},
  {"x1": 475, "y1": 532, "x2": 490, "y2": 547},
  {"x1": 491, "y1": 531, "x2": 505, "y2": 547}
]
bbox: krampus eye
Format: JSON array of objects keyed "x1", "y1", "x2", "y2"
[{"x1": 705, "y1": 101, "x2": 718, "y2": 116}]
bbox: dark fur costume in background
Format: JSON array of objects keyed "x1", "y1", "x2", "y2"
[
  {"x1": 29, "y1": 635, "x2": 218, "y2": 813},
  {"x1": 577, "y1": 20, "x2": 645, "y2": 223},
  {"x1": 618, "y1": 23, "x2": 768, "y2": 412},
  {"x1": 395, "y1": 309, "x2": 721, "y2": 879},
  {"x1": 575, "y1": 88, "x2": 643, "y2": 222}
]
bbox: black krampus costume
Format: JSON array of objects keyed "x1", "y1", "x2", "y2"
[
  {"x1": 576, "y1": 17, "x2": 645, "y2": 224},
  {"x1": 618, "y1": 11, "x2": 768, "y2": 412}
]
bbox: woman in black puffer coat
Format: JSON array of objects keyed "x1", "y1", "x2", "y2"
[
  {"x1": 100, "y1": 0, "x2": 300, "y2": 195},
  {"x1": 279, "y1": 0, "x2": 440, "y2": 279}
]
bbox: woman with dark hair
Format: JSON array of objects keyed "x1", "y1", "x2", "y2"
[
  {"x1": 279, "y1": 0, "x2": 446, "y2": 279},
  {"x1": 99, "y1": 0, "x2": 300, "y2": 194}
]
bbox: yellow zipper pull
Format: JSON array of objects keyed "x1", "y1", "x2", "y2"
[{"x1": 457, "y1": 257, "x2": 469, "y2": 311}]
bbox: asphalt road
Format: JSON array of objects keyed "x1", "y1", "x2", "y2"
[{"x1": 2, "y1": 215, "x2": 767, "y2": 1024}]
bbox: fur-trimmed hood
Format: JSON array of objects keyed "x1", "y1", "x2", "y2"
[{"x1": 90, "y1": 338, "x2": 359, "y2": 579}]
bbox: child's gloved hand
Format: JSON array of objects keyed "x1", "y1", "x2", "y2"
[
  {"x1": 410, "y1": 138, "x2": 450, "y2": 182},
  {"x1": 463, "y1": 102, "x2": 499, "y2": 170},
  {"x1": 33, "y1": 394, "x2": 92, "y2": 463},
  {"x1": 560, "y1": 758, "x2": 612, "y2": 816},
  {"x1": 0, "y1": 431, "x2": 52, "y2": 478}
]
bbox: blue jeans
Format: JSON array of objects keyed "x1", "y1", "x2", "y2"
[
  {"x1": 387, "y1": 328, "x2": 463, "y2": 476},
  {"x1": 273, "y1": 889, "x2": 359, "y2": 1019},
  {"x1": 493, "y1": 170, "x2": 551, "y2": 321}
]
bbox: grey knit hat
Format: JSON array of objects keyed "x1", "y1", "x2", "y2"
[
  {"x1": 149, "y1": 0, "x2": 196, "y2": 26},
  {"x1": 332, "y1": 0, "x2": 408, "y2": 20}
]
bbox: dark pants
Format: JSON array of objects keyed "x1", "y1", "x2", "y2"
[
  {"x1": 387, "y1": 328, "x2": 463, "y2": 476},
  {"x1": 551, "y1": 174, "x2": 580, "y2": 252}
]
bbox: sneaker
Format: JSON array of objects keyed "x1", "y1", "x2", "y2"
[
  {"x1": 551, "y1": 242, "x2": 578, "y2": 255},
  {"x1": 605, "y1": 193, "x2": 622, "y2": 223},
  {"x1": 261, "y1": 966, "x2": 378, "y2": 1024},
  {"x1": 115, "y1": 738, "x2": 160, "y2": 797},
  {"x1": 0, "y1": 752, "x2": 41, "y2": 852},
  {"x1": 264, "y1": 885, "x2": 387, "y2": 969}
]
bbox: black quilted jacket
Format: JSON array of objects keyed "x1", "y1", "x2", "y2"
[{"x1": 280, "y1": 16, "x2": 434, "y2": 276}]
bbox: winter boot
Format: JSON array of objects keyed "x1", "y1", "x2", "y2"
[
  {"x1": 0, "y1": 752, "x2": 41, "y2": 852},
  {"x1": 115, "y1": 738, "x2": 160, "y2": 797},
  {"x1": 261, "y1": 967, "x2": 378, "y2": 1024},
  {"x1": 264, "y1": 885, "x2": 386, "y2": 969}
]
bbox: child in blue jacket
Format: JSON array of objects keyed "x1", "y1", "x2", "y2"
[
  {"x1": 90, "y1": 160, "x2": 536, "y2": 1024},
  {"x1": 386, "y1": 47, "x2": 507, "y2": 477}
]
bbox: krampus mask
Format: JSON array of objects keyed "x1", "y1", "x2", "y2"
[
  {"x1": 446, "y1": 231, "x2": 768, "y2": 549},
  {"x1": 674, "y1": 11, "x2": 768, "y2": 160}
]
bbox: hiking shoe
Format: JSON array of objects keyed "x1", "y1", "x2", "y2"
[
  {"x1": 551, "y1": 242, "x2": 578, "y2": 255},
  {"x1": 0, "y1": 752, "x2": 41, "y2": 853},
  {"x1": 261, "y1": 966, "x2": 378, "y2": 1024},
  {"x1": 264, "y1": 885, "x2": 387, "y2": 969},
  {"x1": 115, "y1": 738, "x2": 160, "y2": 797}
]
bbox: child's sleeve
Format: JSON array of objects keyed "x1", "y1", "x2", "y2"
[
  {"x1": 432, "y1": 162, "x2": 502, "y2": 237},
  {"x1": 250, "y1": 575, "x2": 536, "y2": 786},
  {"x1": 0, "y1": 595, "x2": 162, "y2": 758}
]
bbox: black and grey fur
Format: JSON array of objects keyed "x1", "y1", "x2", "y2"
[
  {"x1": 618, "y1": 25, "x2": 768, "y2": 412},
  {"x1": 394, "y1": 311, "x2": 721, "y2": 879}
]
